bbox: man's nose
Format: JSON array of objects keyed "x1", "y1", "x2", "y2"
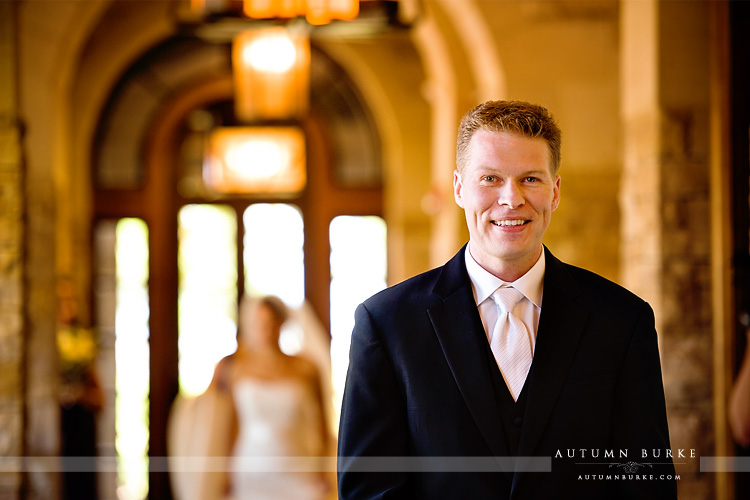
[{"x1": 497, "y1": 181, "x2": 525, "y2": 209}]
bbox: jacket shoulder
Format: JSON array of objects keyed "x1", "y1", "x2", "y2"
[
  {"x1": 561, "y1": 261, "x2": 648, "y2": 310},
  {"x1": 362, "y1": 265, "x2": 444, "y2": 313}
]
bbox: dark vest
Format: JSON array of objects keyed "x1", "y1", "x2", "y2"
[{"x1": 484, "y1": 340, "x2": 530, "y2": 457}]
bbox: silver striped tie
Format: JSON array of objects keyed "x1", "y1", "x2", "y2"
[{"x1": 490, "y1": 286, "x2": 533, "y2": 401}]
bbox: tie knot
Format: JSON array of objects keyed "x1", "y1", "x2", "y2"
[{"x1": 492, "y1": 286, "x2": 524, "y2": 312}]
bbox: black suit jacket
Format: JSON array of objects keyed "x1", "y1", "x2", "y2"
[{"x1": 338, "y1": 246, "x2": 677, "y2": 499}]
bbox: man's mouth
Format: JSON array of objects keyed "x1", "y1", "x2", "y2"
[{"x1": 491, "y1": 219, "x2": 529, "y2": 227}]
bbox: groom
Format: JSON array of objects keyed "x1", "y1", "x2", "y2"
[{"x1": 337, "y1": 100, "x2": 677, "y2": 499}]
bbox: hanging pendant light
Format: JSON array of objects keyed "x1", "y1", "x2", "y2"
[
  {"x1": 232, "y1": 26, "x2": 310, "y2": 121},
  {"x1": 204, "y1": 126, "x2": 307, "y2": 194},
  {"x1": 190, "y1": 0, "x2": 359, "y2": 26},
  {"x1": 243, "y1": 0, "x2": 359, "y2": 25}
]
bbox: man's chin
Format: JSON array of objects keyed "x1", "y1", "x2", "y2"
[{"x1": 486, "y1": 243, "x2": 541, "y2": 264}]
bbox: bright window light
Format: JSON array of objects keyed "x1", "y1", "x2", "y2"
[
  {"x1": 244, "y1": 203, "x2": 305, "y2": 308},
  {"x1": 114, "y1": 218, "x2": 150, "y2": 500},
  {"x1": 329, "y1": 215, "x2": 387, "y2": 427},
  {"x1": 177, "y1": 205, "x2": 238, "y2": 397},
  {"x1": 244, "y1": 203, "x2": 306, "y2": 355}
]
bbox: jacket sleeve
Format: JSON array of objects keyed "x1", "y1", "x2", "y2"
[
  {"x1": 337, "y1": 302, "x2": 413, "y2": 499},
  {"x1": 611, "y1": 301, "x2": 678, "y2": 500}
]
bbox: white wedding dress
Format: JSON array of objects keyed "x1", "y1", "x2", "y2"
[{"x1": 228, "y1": 378, "x2": 327, "y2": 500}]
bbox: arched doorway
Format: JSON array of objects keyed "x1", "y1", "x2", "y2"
[{"x1": 91, "y1": 35, "x2": 384, "y2": 499}]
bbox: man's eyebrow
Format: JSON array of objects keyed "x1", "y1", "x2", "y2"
[
  {"x1": 477, "y1": 168, "x2": 549, "y2": 176},
  {"x1": 521, "y1": 169, "x2": 549, "y2": 176}
]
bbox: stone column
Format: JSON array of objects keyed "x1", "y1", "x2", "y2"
[
  {"x1": 0, "y1": 3, "x2": 25, "y2": 499},
  {"x1": 620, "y1": 1, "x2": 713, "y2": 499},
  {"x1": 17, "y1": 0, "x2": 63, "y2": 498}
]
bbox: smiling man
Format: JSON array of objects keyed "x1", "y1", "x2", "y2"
[
  {"x1": 338, "y1": 100, "x2": 677, "y2": 499},
  {"x1": 454, "y1": 126, "x2": 559, "y2": 282}
]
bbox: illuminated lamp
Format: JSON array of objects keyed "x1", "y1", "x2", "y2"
[
  {"x1": 243, "y1": 0, "x2": 359, "y2": 26},
  {"x1": 204, "y1": 127, "x2": 306, "y2": 194},
  {"x1": 232, "y1": 27, "x2": 310, "y2": 121},
  {"x1": 191, "y1": 0, "x2": 359, "y2": 25}
]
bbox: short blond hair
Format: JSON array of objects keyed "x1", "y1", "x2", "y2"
[{"x1": 456, "y1": 100, "x2": 562, "y2": 174}]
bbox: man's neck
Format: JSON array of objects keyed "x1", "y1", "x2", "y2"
[{"x1": 468, "y1": 244, "x2": 543, "y2": 283}]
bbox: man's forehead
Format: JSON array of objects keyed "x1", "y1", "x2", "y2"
[
  {"x1": 471, "y1": 127, "x2": 544, "y2": 143},
  {"x1": 464, "y1": 130, "x2": 554, "y2": 171},
  {"x1": 466, "y1": 130, "x2": 552, "y2": 161}
]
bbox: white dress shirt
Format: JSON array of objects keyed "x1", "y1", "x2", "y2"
[{"x1": 464, "y1": 247, "x2": 545, "y2": 352}]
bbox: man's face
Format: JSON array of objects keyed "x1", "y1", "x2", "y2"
[{"x1": 454, "y1": 129, "x2": 560, "y2": 277}]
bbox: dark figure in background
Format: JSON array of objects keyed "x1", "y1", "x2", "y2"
[
  {"x1": 57, "y1": 278, "x2": 103, "y2": 500},
  {"x1": 338, "y1": 100, "x2": 677, "y2": 499}
]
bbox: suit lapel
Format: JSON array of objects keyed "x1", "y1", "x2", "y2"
[
  {"x1": 516, "y1": 248, "x2": 590, "y2": 459},
  {"x1": 427, "y1": 246, "x2": 510, "y2": 459},
  {"x1": 426, "y1": 246, "x2": 590, "y2": 473}
]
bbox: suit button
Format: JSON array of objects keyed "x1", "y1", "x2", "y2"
[{"x1": 513, "y1": 417, "x2": 523, "y2": 427}]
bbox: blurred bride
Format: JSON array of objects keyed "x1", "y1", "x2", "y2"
[{"x1": 169, "y1": 295, "x2": 332, "y2": 500}]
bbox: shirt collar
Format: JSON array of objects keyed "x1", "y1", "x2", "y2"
[{"x1": 464, "y1": 246, "x2": 545, "y2": 308}]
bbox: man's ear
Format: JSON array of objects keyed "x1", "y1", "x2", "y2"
[
  {"x1": 551, "y1": 175, "x2": 561, "y2": 211},
  {"x1": 453, "y1": 169, "x2": 465, "y2": 208}
]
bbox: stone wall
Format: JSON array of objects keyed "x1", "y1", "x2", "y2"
[
  {"x1": 0, "y1": 3, "x2": 25, "y2": 499},
  {"x1": 620, "y1": 1, "x2": 714, "y2": 499}
]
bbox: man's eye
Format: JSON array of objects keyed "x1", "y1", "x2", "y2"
[
  {"x1": 524, "y1": 177, "x2": 538, "y2": 183},
  {"x1": 482, "y1": 175, "x2": 496, "y2": 182}
]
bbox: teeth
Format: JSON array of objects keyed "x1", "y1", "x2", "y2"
[{"x1": 492, "y1": 219, "x2": 526, "y2": 226}]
